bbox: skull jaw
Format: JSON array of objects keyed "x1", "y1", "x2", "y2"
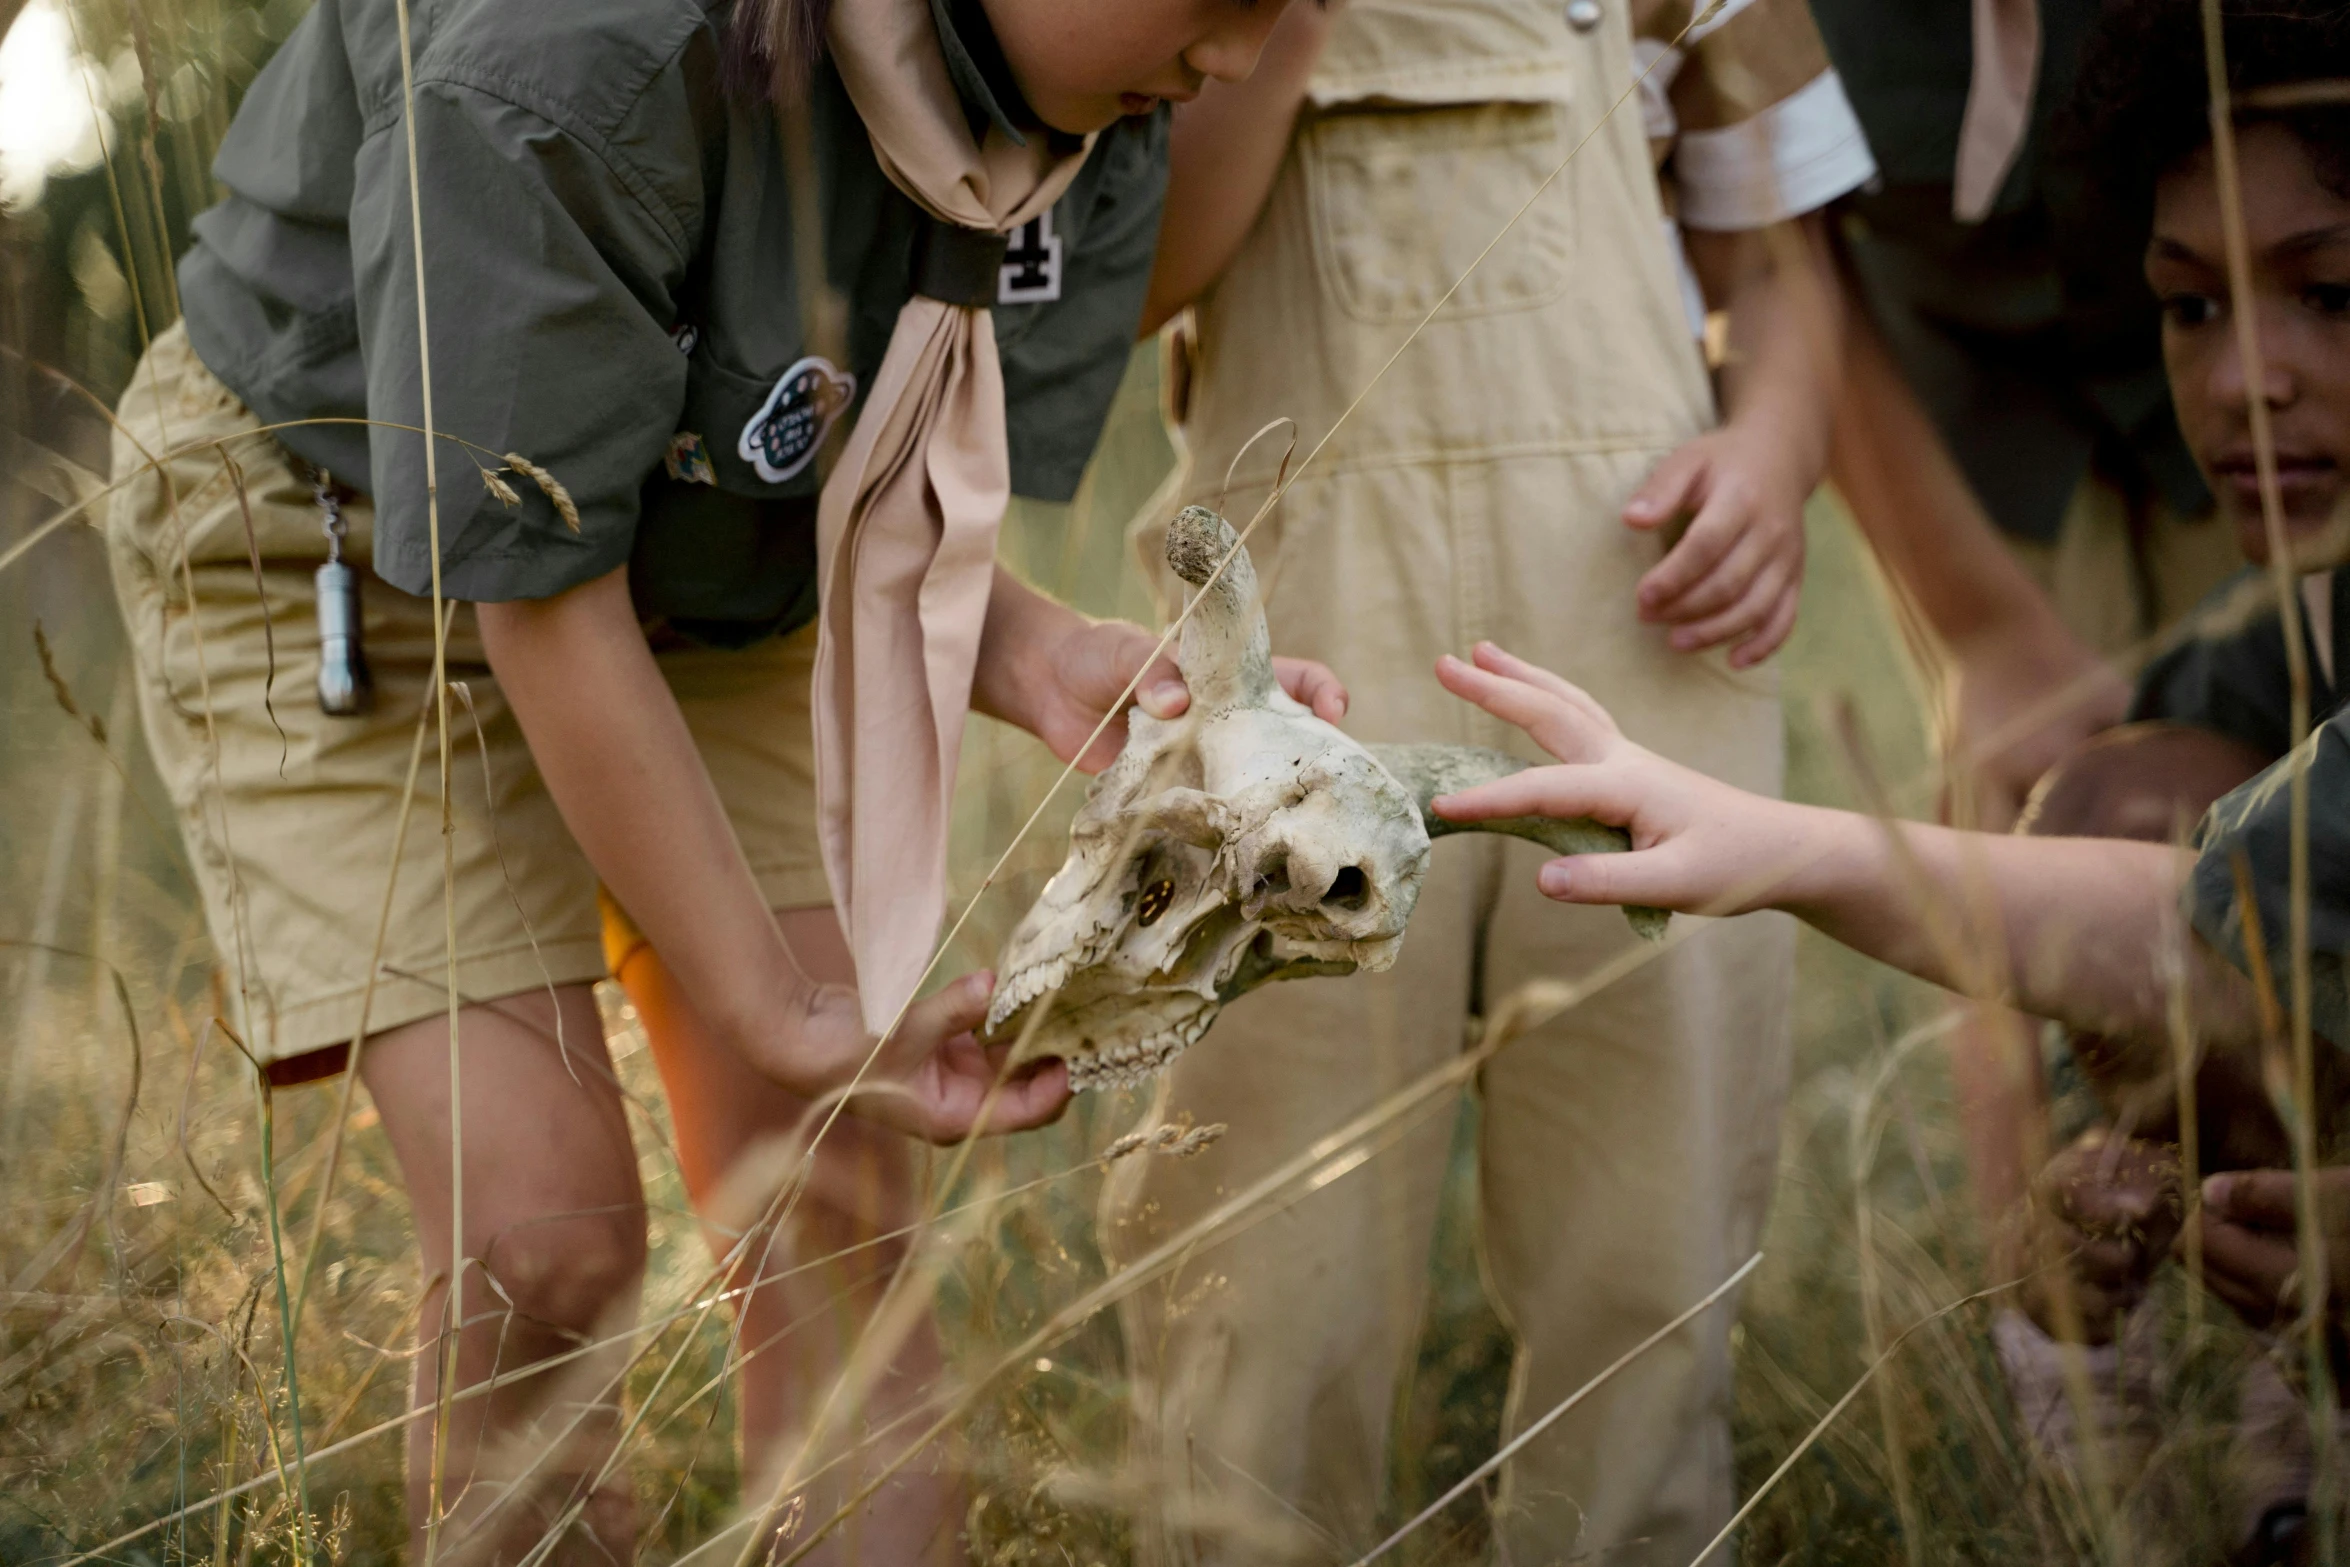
[
  {"x1": 1027, "y1": 991, "x2": 1220, "y2": 1093},
  {"x1": 993, "y1": 924, "x2": 1391, "y2": 1093}
]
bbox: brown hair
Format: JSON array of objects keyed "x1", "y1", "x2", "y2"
[
  {"x1": 2064, "y1": 0, "x2": 2350, "y2": 247},
  {"x1": 723, "y1": 0, "x2": 834, "y2": 102}
]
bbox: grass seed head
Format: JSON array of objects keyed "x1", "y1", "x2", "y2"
[
  {"x1": 482, "y1": 467, "x2": 522, "y2": 508},
  {"x1": 503, "y1": 452, "x2": 580, "y2": 532}
]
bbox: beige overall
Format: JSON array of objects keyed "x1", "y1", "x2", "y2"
[{"x1": 1104, "y1": 3, "x2": 1799, "y2": 1562}]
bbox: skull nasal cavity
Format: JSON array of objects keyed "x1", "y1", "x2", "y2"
[
  {"x1": 1252, "y1": 855, "x2": 1290, "y2": 900},
  {"x1": 1323, "y1": 865, "x2": 1370, "y2": 910}
]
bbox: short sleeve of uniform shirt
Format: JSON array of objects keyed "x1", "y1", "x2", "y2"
[
  {"x1": 2186, "y1": 708, "x2": 2350, "y2": 1049},
  {"x1": 1633, "y1": 0, "x2": 1878, "y2": 231},
  {"x1": 351, "y1": 52, "x2": 705, "y2": 604}
]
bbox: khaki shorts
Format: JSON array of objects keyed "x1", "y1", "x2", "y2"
[{"x1": 104, "y1": 323, "x2": 833, "y2": 1069}]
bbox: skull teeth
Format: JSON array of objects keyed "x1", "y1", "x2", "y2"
[
  {"x1": 988, "y1": 957, "x2": 1069, "y2": 1032},
  {"x1": 989, "y1": 913, "x2": 1134, "y2": 1032},
  {"x1": 1063, "y1": 1012, "x2": 1217, "y2": 1093}
]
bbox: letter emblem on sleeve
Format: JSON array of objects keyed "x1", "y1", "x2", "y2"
[{"x1": 738, "y1": 356, "x2": 857, "y2": 484}]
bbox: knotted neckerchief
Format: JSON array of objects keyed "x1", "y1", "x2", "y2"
[{"x1": 815, "y1": 0, "x2": 1092, "y2": 1034}]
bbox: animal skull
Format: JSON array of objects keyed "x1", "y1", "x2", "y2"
[{"x1": 985, "y1": 507, "x2": 1663, "y2": 1091}]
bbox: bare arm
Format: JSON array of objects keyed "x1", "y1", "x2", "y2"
[
  {"x1": 1765, "y1": 806, "x2": 2249, "y2": 1041},
  {"x1": 477, "y1": 568, "x2": 1068, "y2": 1140},
  {"x1": 478, "y1": 570, "x2": 800, "y2": 1037},
  {"x1": 1685, "y1": 218, "x2": 1843, "y2": 494},
  {"x1": 1432, "y1": 643, "x2": 2263, "y2": 1050},
  {"x1": 1139, "y1": 0, "x2": 1336, "y2": 336},
  {"x1": 1826, "y1": 284, "x2": 2130, "y2": 825}
]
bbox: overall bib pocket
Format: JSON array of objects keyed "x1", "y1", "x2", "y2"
[{"x1": 1302, "y1": 98, "x2": 1580, "y2": 326}]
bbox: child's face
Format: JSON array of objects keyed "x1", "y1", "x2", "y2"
[
  {"x1": 2151, "y1": 121, "x2": 2350, "y2": 568},
  {"x1": 981, "y1": 0, "x2": 1295, "y2": 134}
]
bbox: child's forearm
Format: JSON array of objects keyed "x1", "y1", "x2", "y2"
[
  {"x1": 1823, "y1": 283, "x2": 2127, "y2": 823},
  {"x1": 1685, "y1": 216, "x2": 1841, "y2": 471},
  {"x1": 1435, "y1": 644, "x2": 2261, "y2": 1059},
  {"x1": 1766, "y1": 803, "x2": 2259, "y2": 1046},
  {"x1": 1827, "y1": 302, "x2": 2069, "y2": 652},
  {"x1": 478, "y1": 568, "x2": 806, "y2": 1055}
]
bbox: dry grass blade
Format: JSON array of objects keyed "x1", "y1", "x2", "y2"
[
  {"x1": 381, "y1": 0, "x2": 467, "y2": 1551},
  {"x1": 449, "y1": 679, "x2": 572, "y2": 1078},
  {"x1": 33, "y1": 619, "x2": 106, "y2": 746},
  {"x1": 292, "y1": 656, "x2": 440, "y2": 1332},
  {"x1": 217, "y1": 444, "x2": 290, "y2": 775},
  {"x1": 1687, "y1": 1270, "x2": 2038, "y2": 1567},
  {"x1": 1354, "y1": 1252, "x2": 1764, "y2": 1566},
  {"x1": 1, "y1": 942, "x2": 142, "y2": 1295}
]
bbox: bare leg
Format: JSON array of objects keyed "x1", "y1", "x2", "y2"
[
  {"x1": 1952, "y1": 1002, "x2": 2048, "y2": 1230},
  {"x1": 361, "y1": 984, "x2": 646, "y2": 1565},
  {"x1": 616, "y1": 906, "x2": 961, "y2": 1566}
]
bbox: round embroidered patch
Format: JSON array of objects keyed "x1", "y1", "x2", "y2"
[{"x1": 738, "y1": 356, "x2": 857, "y2": 484}]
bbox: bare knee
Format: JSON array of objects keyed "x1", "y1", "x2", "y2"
[{"x1": 473, "y1": 1206, "x2": 648, "y2": 1346}]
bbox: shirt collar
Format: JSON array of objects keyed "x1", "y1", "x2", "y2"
[{"x1": 929, "y1": 0, "x2": 1034, "y2": 147}]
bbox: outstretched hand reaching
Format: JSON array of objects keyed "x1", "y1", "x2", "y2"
[
  {"x1": 2192, "y1": 1167, "x2": 2350, "y2": 1331},
  {"x1": 1429, "y1": 642, "x2": 1797, "y2": 916},
  {"x1": 1430, "y1": 643, "x2": 2265, "y2": 1069}
]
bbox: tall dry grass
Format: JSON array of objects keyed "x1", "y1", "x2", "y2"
[{"x1": 0, "y1": 0, "x2": 2324, "y2": 1561}]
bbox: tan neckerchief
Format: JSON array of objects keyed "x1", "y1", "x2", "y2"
[
  {"x1": 1954, "y1": 0, "x2": 2040, "y2": 221},
  {"x1": 814, "y1": 0, "x2": 1093, "y2": 1032}
]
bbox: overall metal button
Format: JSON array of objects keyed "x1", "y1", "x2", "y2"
[{"x1": 1566, "y1": 0, "x2": 1603, "y2": 32}]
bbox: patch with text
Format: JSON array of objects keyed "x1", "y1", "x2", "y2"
[{"x1": 737, "y1": 357, "x2": 856, "y2": 484}]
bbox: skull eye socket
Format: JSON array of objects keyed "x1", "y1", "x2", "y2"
[
  {"x1": 1137, "y1": 877, "x2": 1178, "y2": 927},
  {"x1": 1324, "y1": 865, "x2": 1370, "y2": 910}
]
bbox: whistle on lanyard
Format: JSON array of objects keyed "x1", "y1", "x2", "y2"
[{"x1": 313, "y1": 475, "x2": 374, "y2": 716}]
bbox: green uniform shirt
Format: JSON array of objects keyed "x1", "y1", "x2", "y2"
[
  {"x1": 2188, "y1": 710, "x2": 2350, "y2": 1049},
  {"x1": 177, "y1": 0, "x2": 1167, "y2": 644},
  {"x1": 2127, "y1": 569, "x2": 2350, "y2": 1046},
  {"x1": 2130, "y1": 569, "x2": 2350, "y2": 759}
]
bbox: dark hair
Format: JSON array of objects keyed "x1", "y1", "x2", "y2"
[
  {"x1": 723, "y1": 0, "x2": 833, "y2": 102},
  {"x1": 2063, "y1": 0, "x2": 2350, "y2": 242}
]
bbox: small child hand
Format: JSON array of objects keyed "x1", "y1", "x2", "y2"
[
  {"x1": 2192, "y1": 1167, "x2": 2350, "y2": 1330},
  {"x1": 1622, "y1": 420, "x2": 1807, "y2": 668},
  {"x1": 1429, "y1": 642, "x2": 1802, "y2": 915}
]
